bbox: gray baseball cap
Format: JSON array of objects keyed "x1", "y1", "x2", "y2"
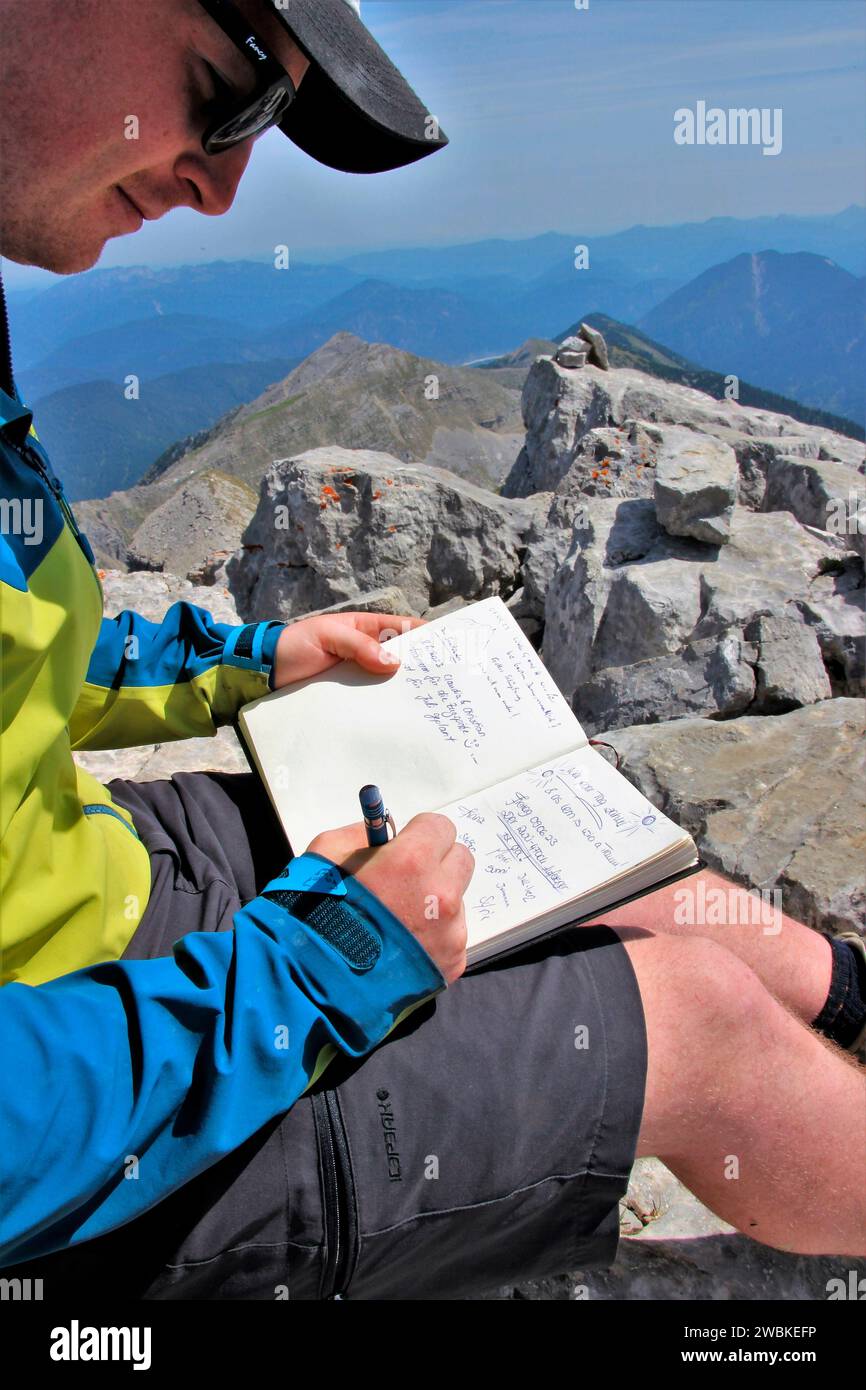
[{"x1": 270, "y1": 0, "x2": 450, "y2": 173}]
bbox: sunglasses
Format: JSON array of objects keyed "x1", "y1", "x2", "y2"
[{"x1": 196, "y1": 0, "x2": 297, "y2": 154}]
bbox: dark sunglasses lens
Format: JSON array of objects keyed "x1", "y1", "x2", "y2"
[{"x1": 205, "y1": 82, "x2": 295, "y2": 153}]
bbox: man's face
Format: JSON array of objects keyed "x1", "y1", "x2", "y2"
[{"x1": 0, "y1": 0, "x2": 311, "y2": 274}]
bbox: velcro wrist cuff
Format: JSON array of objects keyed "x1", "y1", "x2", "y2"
[
  {"x1": 261, "y1": 854, "x2": 381, "y2": 972},
  {"x1": 223, "y1": 621, "x2": 284, "y2": 675}
]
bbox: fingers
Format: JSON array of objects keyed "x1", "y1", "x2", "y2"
[
  {"x1": 319, "y1": 623, "x2": 399, "y2": 674},
  {"x1": 313, "y1": 613, "x2": 427, "y2": 676},
  {"x1": 442, "y1": 839, "x2": 476, "y2": 895},
  {"x1": 344, "y1": 613, "x2": 428, "y2": 672},
  {"x1": 353, "y1": 612, "x2": 427, "y2": 641},
  {"x1": 305, "y1": 819, "x2": 370, "y2": 859},
  {"x1": 400, "y1": 811, "x2": 459, "y2": 861}
]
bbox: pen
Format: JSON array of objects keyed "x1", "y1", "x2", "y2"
[{"x1": 359, "y1": 784, "x2": 396, "y2": 847}]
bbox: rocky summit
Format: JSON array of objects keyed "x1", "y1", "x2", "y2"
[
  {"x1": 73, "y1": 331, "x2": 865, "y2": 1300},
  {"x1": 227, "y1": 446, "x2": 542, "y2": 620},
  {"x1": 83, "y1": 342, "x2": 863, "y2": 953}
]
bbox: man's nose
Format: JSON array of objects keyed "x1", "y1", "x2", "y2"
[{"x1": 173, "y1": 138, "x2": 255, "y2": 216}]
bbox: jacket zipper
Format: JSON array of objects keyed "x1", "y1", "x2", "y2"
[
  {"x1": 311, "y1": 1087, "x2": 359, "y2": 1299},
  {"x1": 0, "y1": 271, "x2": 15, "y2": 400},
  {"x1": 81, "y1": 803, "x2": 142, "y2": 840},
  {"x1": 9, "y1": 437, "x2": 98, "y2": 571},
  {"x1": 0, "y1": 276, "x2": 98, "y2": 575},
  {"x1": 0, "y1": 271, "x2": 15, "y2": 399}
]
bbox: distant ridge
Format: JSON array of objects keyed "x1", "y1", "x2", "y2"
[
  {"x1": 478, "y1": 314, "x2": 864, "y2": 442},
  {"x1": 638, "y1": 250, "x2": 865, "y2": 423}
]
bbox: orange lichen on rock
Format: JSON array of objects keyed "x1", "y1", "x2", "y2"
[{"x1": 372, "y1": 489, "x2": 382, "y2": 500}]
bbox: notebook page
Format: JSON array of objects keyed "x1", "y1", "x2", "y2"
[
  {"x1": 438, "y1": 743, "x2": 692, "y2": 951},
  {"x1": 239, "y1": 596, "x2": 586, "y2": 853}
]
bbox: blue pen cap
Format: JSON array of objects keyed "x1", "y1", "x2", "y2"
[{"x1": 360, "y1": 784, "x2": 385, "y2": 820}]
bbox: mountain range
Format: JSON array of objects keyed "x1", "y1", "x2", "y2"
[
  {"x1": 639, "y1": 251, "x2": 865, "y2": 424},
  {"x1": 73, "y1": 331, "x2": 528, "y2": 569},
  {"x1": 73, "y1": 318, "x2": 864, "y2": 580},
  {"x1": 4, "y1": 208, "x2": 862, "y2": 500}
]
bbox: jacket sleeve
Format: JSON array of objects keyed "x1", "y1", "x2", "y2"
[
  {"x1": 0, "y1": 852, "x2": 445, "y2": 1268},
  {"x1": 68, "y1": 605, "x2": 287, "y2": 751}
]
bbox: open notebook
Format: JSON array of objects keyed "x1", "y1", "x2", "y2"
[{"x1": 238, "y1": 596, "x2": 701, "y2": 966}]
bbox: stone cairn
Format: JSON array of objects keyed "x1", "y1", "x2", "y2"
[{"x1": 554, "y1": 322, "x2": 610, "y2": 371}]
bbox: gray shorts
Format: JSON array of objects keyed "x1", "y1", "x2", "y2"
[{"x1": 19, "y1": 770, "x2": 647, "y2": 1301}]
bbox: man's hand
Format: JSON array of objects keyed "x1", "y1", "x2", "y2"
[
  {"x1": 272, "y1": 612, "x2": 426, "y2": 689},
  {"x1": 305, "y1": 814, "x2": 474, "y2": 985}
]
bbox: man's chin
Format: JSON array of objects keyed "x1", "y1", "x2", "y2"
[{"x1": 2, "y1": 233, "x2": 109, "y2": 277}]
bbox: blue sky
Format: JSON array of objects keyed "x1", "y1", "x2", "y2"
[{"x1": 6, "y1": 0, "x2": 865, "y2": 287}]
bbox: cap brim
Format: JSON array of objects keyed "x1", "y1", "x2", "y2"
[{"x1": 270, "y1": 0, "x2": 449, "y2": 173}]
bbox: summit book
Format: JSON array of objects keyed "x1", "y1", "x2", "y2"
[{"x1": 238, "y1": 597, "x2": 701, "y2": 965}]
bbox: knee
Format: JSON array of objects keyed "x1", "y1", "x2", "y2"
[
  {"x1": 623, "y1": 931, "x2": 771, "y2": 1057},
  {"x1": 623, "y1": 932, "x2": 773, "y2": 1156},
  {"x1": 673, "y1": 934, "x2": 765, "y2": 1021}
]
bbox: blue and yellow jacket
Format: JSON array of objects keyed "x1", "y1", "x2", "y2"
[{"x1": 0, "y1": 274, "x2": 445, "y2": 1266}]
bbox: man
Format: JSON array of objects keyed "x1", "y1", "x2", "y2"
[{"x1": 0, "y1": 0, "x2": 863, "y2": 1299}]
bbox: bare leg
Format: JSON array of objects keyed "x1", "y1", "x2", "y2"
[
  {"x1": 617, "y1": 929, "x2": 866, "y2": 1255},
  {"x1": 585, "y1": 870, "x2": 834, "y2": 1024}
]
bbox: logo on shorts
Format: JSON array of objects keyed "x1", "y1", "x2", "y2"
[{"x1": 376, "y1": 1089, "x2": 401, "y2": 1182}]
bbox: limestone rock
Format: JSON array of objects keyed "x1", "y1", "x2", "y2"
[
  {"x1": 763, "y1": 455, "x2": 866, "y2": 551},
  {"x1": 502, "y1": 357, "x2": 864, "y2": 504},
  {"x1": 501, "y1": 360, "x2": 617, "y2": 497},
  {"x1": 552, "y1": 426, "x2": 658, "y2": 505},
  {"x1": 733, "y1": 436, "x2": 861, "y2": 512},
  {"x1": 542, "y1": 503, "x2": 864, "y2": 712},
  {"x1": 554, "y1": 337, "x2": 589, "y2": 369},
  {"x1": 577, "y1": 321, "x2": 610, "y2": 370},
  {"x1": 576, "y1": 635, "x2": 758, "y2": 734},
  {"x1": 126, "y1": 470, "x2": 258, "y2": 580},
  {"x1": 93, "y1": 567, "x2": 242, "y2": 624},
  {"x1": 226, "y1": 446, "x2": 538, "y2": 623},
  {"x1": 541, "y1": 498, "x2": 699, "y2": 703},
  {"x1": 620, "y1": 1159, "x2": 734, "y2": 1240},
  {"x1": 609, "y1": 698, "x2": 866, "y2": 936},
  {"x1": 653, "y1": 428, "x2": 738, "y2": 544},
  {"x1": 299, "y1": 586, "x2": 415, "y2": 620},
  {"x1": 788, "y1": 553, "x2": 865, "y2": 697},
  {"x1": 522, "y1": 490, "x2": 660, "y2": 624},
  {"x1": 744, "y1": 612, "x2": 832, "y2": 712},
  {"x1": 73, "y1": 728, "x2": 249, "y2": 786}
]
